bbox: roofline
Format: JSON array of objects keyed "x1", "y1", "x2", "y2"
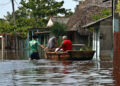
[
  {"x1": 82, "y1": 15, "x2": 112, "y2": 28},
  {"x1": 35, "y1": 31, "x2": 50, "y2": 34},
  {"x1": 50, "y1": 16, "x2": 70, "y2": 18},
  {"x1": 81, "y1": 4, "x2": 112, "y2": 9},
  {"x1": 27, "y1": 27, "x2": 49, "y2": 31},
  {"x1": 49, "y1": 16, "x2": 70, "y2": 21},
  {"x1": 66, "y1": 30, "x2": 77, "y2": 32}
]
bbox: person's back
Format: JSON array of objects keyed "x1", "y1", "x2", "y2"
[
  {"x1": 29, "y1": 35, "x2": 40, "y2": 60},
  {"x1": 62, "y1": 40, "x2": 72, "y2": 51},
  {"x1": 47, "y1": 36, "x2": 57, "y2": 49},
  {"x1": 29, "y1": 39, "x2": 39, "y2": 54}
]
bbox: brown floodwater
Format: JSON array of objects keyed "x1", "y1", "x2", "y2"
[{"x1": 0, "y1": 50, "x2": 117, "y2": 86}]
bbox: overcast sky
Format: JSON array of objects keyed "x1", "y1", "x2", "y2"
[{"x1": 0, "y1": 0, "x2": 79, "y2": 19}]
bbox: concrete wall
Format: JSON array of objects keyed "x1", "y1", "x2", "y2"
[
  {"x1": 68, "y1": 31, "x2": 89, "y2": 45},
  {"x1": 68, "y1": 31, "x2": 90, "y2": 50},
  {"x1": 99, "y1": 17, "x2": 113, "y2": 57}
]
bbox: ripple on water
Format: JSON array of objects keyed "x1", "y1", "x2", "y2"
[{"x1": 0, "y1": 60, "x2": 115, "y2": 86}]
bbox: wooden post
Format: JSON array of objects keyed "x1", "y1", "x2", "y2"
[
  {"x1": 93, "y1": 28, "x2": 96, "y2": 60},
  {"x1": 39, "y1": 35, "x2": 41, "y2": 44},
  {"x1": 44, "y1": 35, "x2": 46, "y2": 47},
  {"x1": 32, "y1": 31, "x2": 33, "y2": 40},
  {"x1": 93, "y1": 24, "x2": 100, "y2": 61},
  {"x1": 0, "y1": 36, "x2": 5, "y2": 60},
  {"x1": 16, "y1": 36, "x2": 18, "y2": 50},
  {"x1": 27, "y1": 32, "x2": 29, "y2": 41},
  {"x1": 96, "y1": 25, "x2": 100, "y2": 61}
]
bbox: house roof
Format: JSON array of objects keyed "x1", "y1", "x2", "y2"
[
  {"x1": 82, "y1": 15, "x2": 112, "y2": 28},
  {"x1": 35, "y1": 31, "x2": 50, "y2": 34},
  {"x1": 67, "y1": 0, "x2": 112, "y2": 31},
  {"x1": 27, "y1": 27, "x2": 49, "y2": 31},
  {"x1": 47, "y1": 16, "x2": 70, "y2": 27},
  {"x1": 0, "y1": 32, "x2": 27, "y2": 36},
  {"x1": 51, "y1": 17, "x2": 70, "y2": 24}
]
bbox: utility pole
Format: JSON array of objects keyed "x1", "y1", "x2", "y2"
[
  {"x1": 11, "y1": 0, "x2": 18, "y2": 50},
  {"x1": 11, "y1": 0, "x2": 16, "y2": 27}
]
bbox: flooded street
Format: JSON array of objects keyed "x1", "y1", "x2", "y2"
[
  {"x1": 0, "y1": 51, "x2": 115, "y2": 86},
  {"x1": 0, "y1": 0, "x2": 119, "y2": 85}
]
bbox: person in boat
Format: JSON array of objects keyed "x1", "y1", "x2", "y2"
[
  {"x1": 46, "y1": 36, "x2": 59, "y2": 50},
  {"x1": 56, "y1": 36, "x2": 72, "y2": 52},
  {"x1": 28, "y1": 35, "x2": 40, "y2": 60}
]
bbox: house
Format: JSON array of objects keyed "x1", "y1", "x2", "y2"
[
  {"x1": 66, "y1": 0, "x2": 112, "y2": 60},
  {"x1": 82, "y1": 16, "x2": 113, "y2": 60},
  {"x1": 27, "y1": 16, "x2": 70, "y2": 48},
  {"x1": 33, "y1": 16, "x2": 70, "y2": 47},
  {"x1": 47, "y1": 17, "x2": 70, "y2": 27},
  {"x1": 27, "y1": 27, "x2": 50, "y2": 46},
  {"x1": 32, "y1": 0, "x2": 112, "y2": 60}
]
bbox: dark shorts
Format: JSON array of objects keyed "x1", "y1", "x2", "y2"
[{"x1": 30, "y1": 52, "x2": 40, "y2": 60}]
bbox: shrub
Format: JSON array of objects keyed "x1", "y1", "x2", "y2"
[{"x1": 50, "y1": 22, "x2": 67, "y2": 37}]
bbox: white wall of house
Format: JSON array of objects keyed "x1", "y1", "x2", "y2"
[{"x1": 47, "y1": 18, "x2": 54, "y2": 27}]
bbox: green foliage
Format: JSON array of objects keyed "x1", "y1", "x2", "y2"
[
  {"x1": 91, "y1": 9, "x2": 112, "y2": 21},
  {"x1": 88, "y1": 27, "x2": 94, "y2": 31},
  {"x1": 4, "y1": 12, "x2": 13, "y2": 21},
  {"x1": 0, "y1": 0, "x2": 72, "y2": 35},
  {"x1": 101, "y1": 9, "x2": 112, "y2": 18},
  {"x1": 80, "y1": 46, "x2": 92, "y2": 51},
  {"x1": 50, "y1": 22, "x2": 67, "y2": 37},
  {"x1": 91, "y1": 14, "x2": 100, "y2": 21},
  {"x1": 18, "y1": 32, "x2": 27, "y2": 39},
  {"x1": 116, "y1": 0, "x2": 120, "y2": 15},
  {"x1": 20, "y1": 0, "x2": 73, "y2": 27},
  {"x1": 57, "y1": 36, "x2": 63, "y2": 46},
  {"x1": 16, "y1": 17, "x2": 34, "y2": 28},
  {"x1": 0, "y1": 20, "x2": 15, "y2": 33}
]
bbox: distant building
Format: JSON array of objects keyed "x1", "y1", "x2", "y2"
[{"x1": 47, "y1": 17, "x2": 70, "y2": 27}]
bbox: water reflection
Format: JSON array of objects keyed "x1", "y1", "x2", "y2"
[
  {"x1": 0, "y1": 50, "x2": 29, "y2": 60},
  {"x1": 0, "y1": 50, "x2": 115, "y2": 85},
  {"x1": 0, "y1": 59, "x2": 115, "y2": 86}
]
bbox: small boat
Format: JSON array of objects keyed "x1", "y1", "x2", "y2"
[{"x1": 45, "y1": 50, "x2": 95, "y2": 61}]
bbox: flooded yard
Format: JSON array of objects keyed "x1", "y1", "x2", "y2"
[{"x1": 0, "y1": 50, "x2": 116, "y2": 86}]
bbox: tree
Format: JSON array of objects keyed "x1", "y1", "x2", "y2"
[
  {"x1": 4, "y1": 12, "x2": 13, "y2": 21},
  {"x1": 0, "y1": 0, "x2": 72, "y2": 38},
  {"x1": 116, "y1": 0, "x2": 120, "y2": 15},
  {"x1": 50, "y1": 22, "x2": 67, "y2": 37},
  {"x1": 0, "y1": 19, "x2": 15, "y2": 33},
  {"x1": 20, "y1": 0, "x2": 73, "y2": 27}
]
